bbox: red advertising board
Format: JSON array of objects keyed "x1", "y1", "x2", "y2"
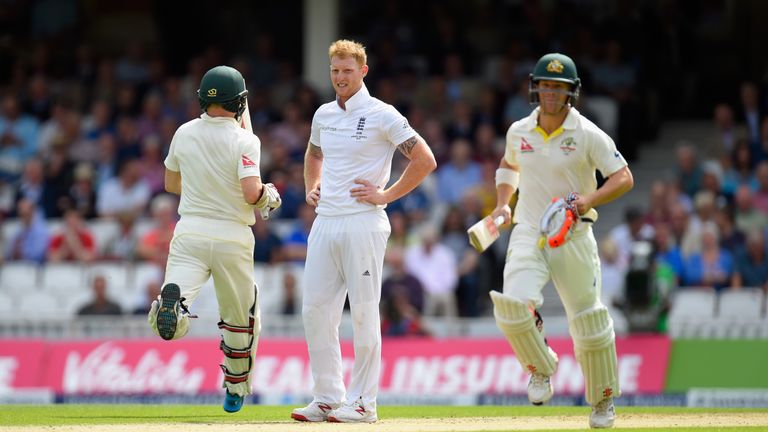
[{"x1": 0, "y1": 335, "x2": 669, "y2": 395}]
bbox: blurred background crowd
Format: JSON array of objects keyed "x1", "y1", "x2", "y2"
[{"x1": 1, "y1": 0, "x2": 767, "y2": 336}]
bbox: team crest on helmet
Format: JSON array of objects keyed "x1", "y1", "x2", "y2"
[
  {"x1": 546, "y1": 59, "x2": 564, "y2": 74},
  {"x1": 560, "y1": 137, "x2": 577, "y2": 155},
  {"x1": 207, "y1": 88, "x2": 217, "y2": 97}
]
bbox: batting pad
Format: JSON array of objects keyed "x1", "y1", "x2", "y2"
[
  {"x1": 569, "y1": 306, "x2": 621, "y2": 405},
  {"x1": 147, "y1": 299, "x2": 190, "y2": 340},
  {"x1": 490, "y1": 291, "x2": 558, "y2": 376},
  {"x1": 219, "y1": 286, "x2": 261, "y2": 397}
]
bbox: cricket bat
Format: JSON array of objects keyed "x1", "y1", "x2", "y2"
[
  {"x1": 467, "y1": 215, "x2": 505, "y2": 253},
  {"x1": 239, "y1": 80, "x2": 271, "y2": 220}
]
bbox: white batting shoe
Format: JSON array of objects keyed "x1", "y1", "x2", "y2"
[
  {"x1": 589, "y1": 397, "x2": 616, "y2": 428},
  {"x1": 291, "y1": 401, "x2": 340, "y2": 422},
  {"x1": 528, "y1": 373, "x2": 554, "y2": 405},
  {"x1": 327, "y1": 397, "x2": 377, "y2": 423}
]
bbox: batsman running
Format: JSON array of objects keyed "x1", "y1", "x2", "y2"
[
  {"x1": 487, "y1": 53, "x2": 633, "y2": 429},
  {"x1": 291, "y1": 39, "x2": 436, "y2": 423},
  {"x1": 147, "y1": 65, "x2": 281, "y2": 413}
]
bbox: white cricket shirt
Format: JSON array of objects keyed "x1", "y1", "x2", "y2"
[
  {"x1": 310, "y1": 84, "x2": 417, "y2": 216},
  {"x1": 165, "y1": 113, "x2": 261, "y2": 231},
  {"x1": 504, "y1": 107, "x2": 627, "y2": 228}
]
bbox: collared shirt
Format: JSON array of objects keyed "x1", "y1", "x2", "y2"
[
  {"x1": 310, "y1": 84, "x2": 417, "y2": 216},
  {"x1": 165, "y1": 113, "x2": 261, "y2": 227},
  {"x1": 503, "y1": 107, "x2": 628, "y2": 228}
]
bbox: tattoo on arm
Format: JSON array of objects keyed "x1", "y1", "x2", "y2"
[
  {"x1": 308, "y1": 143, "x2": 323, "y2": 159},
  {"x1": 397, "y1": 136, "x2": 418, "y2": 158}
]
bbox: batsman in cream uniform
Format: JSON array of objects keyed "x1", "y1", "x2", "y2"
[
  {"x1": 147, "y1": 66, "x2": 281, "y2": 413},
  {"x1": 489, "y1": 53, "x2": 634, "y2": 429},
  {"x1": 291, "y1": 40, "x2": 436, "y2": 424}
]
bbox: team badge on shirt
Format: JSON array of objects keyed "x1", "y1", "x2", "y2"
[
  {"x1": 352, "y1": 116, "x2": 368, "y2": 140},
  {"x1": 520, "y1": 137, "x2": 534, "y2": 153},
  {"x1": 241, "y1": 155, "x2": 256, "y2": 168},
  {"x1": 560, "y1": 137, "x2": 577, "y2": 155}
]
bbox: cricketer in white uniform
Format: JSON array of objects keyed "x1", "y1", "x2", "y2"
[
  {"x1": 147, "y1": 65, "x2": 281, "y2": 413},
  {"x1": 489, "y1": 53, "x2": 634, "y2": 429},
  {"x1": 291, "y1": 40, "x2": 436, "y2": 424}
]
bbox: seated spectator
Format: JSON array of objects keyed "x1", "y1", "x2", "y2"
[
  {"x1": 283, "y1": 203, "x2": 315, "y2": 262},
  {"x1": 47, "y1": 208, "x2": 96, "y2": 263},
  {"x1": 436, "y1": 138, "x2": 482, "y2": 205},
  {"x1": 714, "y1": 205, "x2": 746, "y2": 252},
  {"x1": 6, "y1": 198, "x2": 49, "y2": 263},
  {"x1": 77, "y1": 274, "x2": 122, "y2": 316},
  {"x1": 723, "y1": 140, "x2": 758, "y2": 195},
  {"x1": 138, "y1": 135, "x2": 166, "y2": 196},
  {"x1": 652, "y1": 223, "x2": 685, "y2": 284},
  {"x1": 675, "y1": 142, "x2": 703, "y2": 198},
  {"x1": 753, "y1": 161, "x2": 768, "y2": 215},
  {"x1": 136, "y1": 194, "x2": 177, "y2": 266},
  {"x1": 13, "y1": 158, "x2": 45, "y2": 212},
  {"x1": 734, "y1": 184, "x2": 768, "y2": 234},
  {"x1": 280, "y1": 270, "x2": 299, "y2": 315},
  {"x1": 0, "y1": 94, "x2": 39, "y2": 181},
  {"x1": 102, "y1": 211, "x2": 140, "y2": 261},
  {"x1": 404, "y1": 225, "x2": 458, "y2": 317},
  {"x1": 252, "y1": 217, "x2": 284, "y2": 264},
  {"x1": 600, "y1": 237, "x2": 627, "y2": 309},
  {"x1": 609, "y1": 206, "x2": 655, "y2": 267},
  {"x1": 682, "y1": 222, "x2": 734, "y2": 291},
  {"x1": 381, "y1": 286, "x2": 430, "y2": 337},
  {"x1": 643, "y1": 181, "x2": 670, "y2": 227},
  {"x1": 96, "y1": 157, "x2": 151, "y2": 218},
  {"x1": 64, "y1": 162, "x2": 97, "y2": 219},
  {"x1": 731, "y1": 230, "x2": 768, "y2": 291},
  {"x1": 441, "y1": 206, "x2": 481, "y2": 317},
  {"x1": 382, "y1": 247, "x2": 425, "y2": 313}
]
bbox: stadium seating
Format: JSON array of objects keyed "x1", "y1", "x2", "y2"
[
  {"x1": 667, "y1": 288, "x2": 717, "y2": 338},
  {"x1": 713, "y1": 289, "x2": 765, "y2": 339}
]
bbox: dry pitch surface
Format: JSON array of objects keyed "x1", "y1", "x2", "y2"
[{"x1": 2, "y1": 406, "x2": 768, "y2": 432}]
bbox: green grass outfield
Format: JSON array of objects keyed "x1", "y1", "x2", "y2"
[{"x1": 0, "y1": 405, "x2": 767, "y2": 431}]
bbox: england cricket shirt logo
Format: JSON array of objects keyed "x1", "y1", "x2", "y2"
[
  {"x1": 352, "y1": 117, "x2": 368, "y2": 140},
  {"x1": 520, "y1": 137, "x2": 534, "y2": 153},
  {"x1": 560, "y1": 137, "x2": 577, "y2": 155}
]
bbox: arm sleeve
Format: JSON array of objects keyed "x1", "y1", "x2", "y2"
[
  {"x1": 309, "y1": 112, "x2": 321, "y2": 147},
  {"x1": 164, "y1": 130, "x2": 180, "y2": 171},
  {"x1": 588, "y1": 128, "x2": 627, "y2": 176},
  {"x1": 237, "y1": 134, "x2": 262, "y2": 179},
  {"x1": 503, "y1": 127, "x2": 519, "y2": 165},
  {"x1": 384, "y1": 106, "x2": 417, "y2": 146}
]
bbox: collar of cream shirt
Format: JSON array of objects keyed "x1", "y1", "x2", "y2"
[
  {"x1": 337, "y1": 83, "x2": 371, "y2": 112},
  {"x1": 523, "y1": 106, "x2": 580, "y2": 131},
  {"x1": 201, "y1": 112, "x2": 239, "y2": 125}
]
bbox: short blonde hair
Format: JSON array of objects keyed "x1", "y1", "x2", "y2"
[{"x1": 328, "y1": 39, "x2": 367, "y2": 67}]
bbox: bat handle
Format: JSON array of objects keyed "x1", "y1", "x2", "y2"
[{"x1": 493, "y1": 216, "x2": 505, "y2": 227}]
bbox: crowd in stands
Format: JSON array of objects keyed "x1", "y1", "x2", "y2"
[{"x1": 0, "y1": 1, "x2": 766, "y2": 334}]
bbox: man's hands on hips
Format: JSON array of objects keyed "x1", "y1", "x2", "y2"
[
  {"x1": 350, "y1": 178, "x2": 388, "y2": 205},
  {"x1": 306, "y1": 184, "x2": 320, "y2": 207},
  {"x1": 491, "y1": 204, "x2": 512, "y2": 226}
]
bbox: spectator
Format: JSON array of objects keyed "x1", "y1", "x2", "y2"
[
  {"x1": 283, "y1": 203, "x2": 315, "y2": 262},
  {"x1": 609, "y1": 206, "x2": 655, "y2": 267},
  {"x1": 708, "y1": 103, "x2": 741, "y2": 158},
  {"x1": 13, "y1": 158, "x2": 45, "y2": 212},
  {"x1": 682, "y1": 222, "x2": 734, "y2": 291},
  {"x1": 441, "y1": 206, "x2": 481, "y2": 317},
  {"x1": 252, "y1": 217, "x2": 284, "y2": 264},
  {"x1": 675, "y1": 142, "x2": 703, "y2": 197},
  {"x1": 652, "y1": 223, "x2": 685, "y2": 285},
  {"x1": 138, "y1": 135, "x2": 166, "y2": 197},
  {"x1": 381, "y1": 286, "x2": 430, "y2": 337},
  {"x1": 382, "y1": 247, "x2": 425, "y2": 313},
  {"x1": 102, "y1": 211, "x2": 140, "y2": 261},
  {"x1": 734, "y1": 185, "x2": 768, "y2": 234},
  {"x1": 47, "y1": 208, "x2": 96, "y2": 263},
  {"x1": 731, "y1": 230, "x2": 768, "y2": 291},
  {"x1": 77, "y1": 274, "x2": 122, "y2": 316},
  {"x1": 738, "y1": 82, "x2": 762, "y2": 146},
  {"x1": 600, "y1": 237, "x2": 627, "y2": 309},
  {"x1": 6, "y1": 198, "x2": 49, "y2": 263},
  {"x1": 65, "y1": 162, "x2": 97, "y2": 219},
  {"x1": 753, "y1": 161, "x2": 768, "y2": 215},
  {"x1": 0, "y1": 94, "x2": 39, "y2": 181},
  {"x1": 136, "y1": 194, "x2": 177, "y2": 266},
  {"x1": 96, "y1": 158, "x2": 151, "y2": 218},
  {"x1": 436, "y1": 138, "x2": 482, "y2": 205},
  {"x1": 722, "y1": 140, "x2": 758, "y2": 195},
  {"x1": 280, "y1": 270, "x2": 299, "y2": 315},
  {"x1": 644, "y1": 181, "x2": 670, "y2": 227},
  {"x1": 132, "y1": 271, "x2": 162, "y2": 315},
  {"x1": 404, "y1": 225, "x2": 458, "y2": 317},
  {"x1": 40, "y1": 138, "x2": 76, "y2": 218}
]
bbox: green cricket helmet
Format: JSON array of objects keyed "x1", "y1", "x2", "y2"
[
  {"x1": 529, "y1": 53, "x2": 581, "y2": 106},
  {"x1": 197, "y1": 65, "x2": 248, "y2": 119}
]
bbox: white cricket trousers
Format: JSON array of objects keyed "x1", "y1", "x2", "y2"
[
  {"x1": 302, "y1": 210, "x2": 390, "y2": 407},
  {"x1": 503, "y1": 223, "x2": 603, "y2": 316}
]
